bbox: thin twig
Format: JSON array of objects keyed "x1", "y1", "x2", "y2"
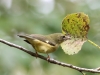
[{"x1": 0, "y1": 38, "x2": 100, "y2": 73}]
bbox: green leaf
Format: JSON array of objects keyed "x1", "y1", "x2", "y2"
[{"x1": 62, "y1": 12, "x2": 90, "y2": 39}]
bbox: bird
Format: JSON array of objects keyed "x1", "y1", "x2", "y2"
[{"x1": 18, "y1": 33, "x2": 70, "y2": 59}]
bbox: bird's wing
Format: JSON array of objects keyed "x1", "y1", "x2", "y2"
[{"x1": 18, "y1": 34, "x2": 56, "y2": 46}]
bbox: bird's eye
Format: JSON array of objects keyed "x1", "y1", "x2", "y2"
[
  {"x1": 62, "y1": 36, "x2": 66, "y2": 39},
  {"x1": 60, "y1": 36, "x2": 66, "y2": 41}
]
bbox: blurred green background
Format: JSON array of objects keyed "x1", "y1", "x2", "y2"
[{"x1": 0, "y1": 0, "x2": 100, "y2": 75}]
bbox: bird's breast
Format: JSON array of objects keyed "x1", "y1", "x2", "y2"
[{"x1": 29, "y1": 39, "x2": 58, "y2": 53}]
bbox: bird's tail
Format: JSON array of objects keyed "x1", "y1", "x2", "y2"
[
  {"x1": 18, "y1": 34, "x2": 27, "y2": 38},
  {"x1": 17, "y1": 34, "x2": 31, "y2": 39},
  {"x1": 17, "y1": 34, "x2": 32, "y2": 44}
]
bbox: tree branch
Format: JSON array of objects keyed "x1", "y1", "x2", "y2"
[{"x1": 0, "y1": 38, "x2": 100, "y2": 73}]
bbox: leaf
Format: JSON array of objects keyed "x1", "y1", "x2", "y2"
[
  {"x1": 61, "y1": 37, "x2": 87, "y2": 55},
  {"x1": 62, "y1": 12, "x2": 90, "y2": 39},
  {"x1": 61, "y1": 12, "x2": 90, "y2": 55}
]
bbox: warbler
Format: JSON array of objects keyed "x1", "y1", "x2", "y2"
[{"x1": 18, "y1": 33, "x2": 70, "y2": 59}]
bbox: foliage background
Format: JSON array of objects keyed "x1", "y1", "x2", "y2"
[{"x1": 0, "y1": 0, "x2": 100, "y2": 75}]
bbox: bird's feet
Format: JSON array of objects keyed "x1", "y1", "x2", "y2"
[
  {"x1": 47, "y1": 54, "x2": 50, "y2": 62},
  {"x1": 35, "y1": 52, "x2": 38, "y2": 58}
]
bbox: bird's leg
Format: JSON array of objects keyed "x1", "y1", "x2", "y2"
[
  {"x1": 47, "y1": 53, "x2": 50, "y2": 61},
  {"x1": 35, "y1": 51, "x2": 38, "y2": 58}
]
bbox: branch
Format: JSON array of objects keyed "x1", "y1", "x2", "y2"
[{"x1": 0, "y1": 38, "x2": 100, "y2": 73}]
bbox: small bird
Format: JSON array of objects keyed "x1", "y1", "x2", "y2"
[{"x1": 18, "y1": 33, "x2": 70, "y2": 59}]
